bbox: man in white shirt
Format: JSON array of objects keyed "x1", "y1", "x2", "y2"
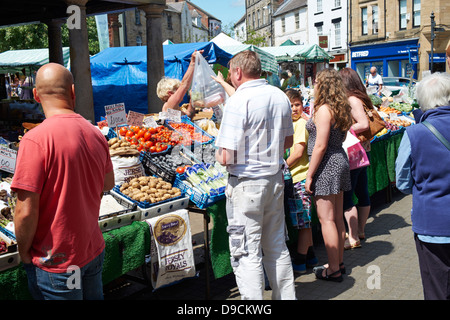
[
  {"x1": 366, "y1": 66, "x2": 383, "y2": 94},
  {"x1": 215, "y1": 50, "x2": 296, "y2": 300}
]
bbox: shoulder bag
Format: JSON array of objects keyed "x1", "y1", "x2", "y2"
[
  {"x1": 422, "y1": 121, "x2": 450, "y2": 151},
  {"x1": 357, "y1": 103, "x2": 385, "y2": 142}
]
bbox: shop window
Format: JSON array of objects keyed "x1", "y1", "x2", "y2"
[
  {"x1": 356, "y1": 62, "x2": 371, "y2": 81},
  {"x1": 372, "y1": 5, "x2": 379, "y2": 34},
  {"x1": 361, "y1": 7, "x2": 368, "y2": 35},
  {"x1": 399, "y1": 0, "x2": 407, "y2": 30},
  {"x1": 387, "y1": 60, "x2": 400, "y2": 77},
  {"x1": 413, "y1": 0, "x2": 421, "y2": 27}
]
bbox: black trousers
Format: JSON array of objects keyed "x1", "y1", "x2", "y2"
[{"x1": 414, "y1": 234, "x2": 450, "y2": 300}]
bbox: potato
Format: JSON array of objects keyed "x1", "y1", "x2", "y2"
[
  {"x1": 140, "y1": 185, "x2": 149, "y2": 193},
  {"x1": 108, "y1": 138, "x2": 119, "y2": 146},
  {"x1": 110, "y1": 142, "x2": 120, "y2": 149},
  {"x1": 131, "y1": 182, "x2": 140, "y2": 189}
]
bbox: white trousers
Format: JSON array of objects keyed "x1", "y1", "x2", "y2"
[{"x1": 225, "y1": 171, "x2": 296, "y2": 300}]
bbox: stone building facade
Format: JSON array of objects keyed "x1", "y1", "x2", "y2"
[{"x1": 349, "y1": 0, "x2": 450, "y2": 80}]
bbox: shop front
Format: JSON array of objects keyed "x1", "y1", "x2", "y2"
[{"x1": 349, "y1": 39, "x2": 419, "y2": 81}]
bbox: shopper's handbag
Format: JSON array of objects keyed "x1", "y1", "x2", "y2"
[
  {"x1": 344, "y1": 128, "x2": 370, "y2": 170},
  {"x1": 357, "y1": 104, "x2": 385, "y2": 142}
]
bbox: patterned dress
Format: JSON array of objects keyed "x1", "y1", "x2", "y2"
[{"x1": 306, "y1": 118, "x2": 351, "y2": 196}]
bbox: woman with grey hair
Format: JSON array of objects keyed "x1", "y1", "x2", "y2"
[{"x1": 395, "y1": 72, "x2": 450, "y2": 300}]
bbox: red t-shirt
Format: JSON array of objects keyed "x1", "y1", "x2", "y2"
[{"x1": 11, "y1": 114, "x2": 113, "y2": 272}]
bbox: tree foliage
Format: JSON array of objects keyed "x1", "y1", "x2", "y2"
[{"x1": 0, "y1": 17, "x2": 99, "y2": 55}]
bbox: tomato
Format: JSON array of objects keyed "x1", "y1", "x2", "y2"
[
  {"x1": 137, "y1": 144, "x2": 143, "y2": 152},
  {"x1": 119, "y1": 126, "x2": 128, "y2": 136},
  {"x1": 135, "y1": 129, "x2": 144, "y2": 139},
  {"x1": 176, "y1": 166, "x2": 185, "y2": 174},
  {"x1": 144, "y1": 131, "x2": 151, "y2": 141},
  {"x1": 126, "y1": 130, "x2": 135, "y2": 138},
  {"x1": 156, "y1": 147, "x2": 162, "y2": 153},
  {"x1": 150, "y1": 146, "x2": 156, "y2": 153},
  {"x1": 161, "y1": 144, "x2": 168, "y2": 151}
]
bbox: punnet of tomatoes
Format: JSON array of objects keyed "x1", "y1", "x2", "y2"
[
  {"x1": 118, "y1": 125, "x2": 183, "y2": 153},
  {"x1": 169, "y1": 123, "x2": 212, "y2": 144}
]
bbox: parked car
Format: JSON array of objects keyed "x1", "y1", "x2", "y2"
[{"x1": 382, "y1": 77, "x2": 417, "y2": 92}]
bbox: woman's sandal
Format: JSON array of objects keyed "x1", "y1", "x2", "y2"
[
  {"x1": 315, "y1": 267, "x2": 343, "y2": 282},
  {"x1": 344, "y1": 239, "x2": 361, "y2": 250},
  {"x1": 313, "y1": 262, "x2": 346, "y2": 275}
]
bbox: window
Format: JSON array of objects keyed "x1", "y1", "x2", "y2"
[
  {"x1": 372, "y1": 5, "x2": 379, "y2": 34},
  {"x1": 257, "y1": 9, "x2": 260, "y2": 28},
  {"x1": 334, "y1": 22, "x2": 341, "y2": 47},
  {"x1": 136, "y1": 35, "x2": 142, "y2": 46},
  {"x1": 282, "y1": 17, "x2": 285, "y2": 33},
  {"x1": 167, "y1": 15, "x2": 172, "y2": 30},
  {"x1": 135, "y1": 8, "x2": 141, "y2": 25},
  {"x1": 413, "y1": 0, "x2": 421, "y2": 27},
  {"x1": 361, "y1": 7, "x2": 368, "y2": 35},
  {"x1": 253, "y1": 12, "x2": 255, "y2": 29},
  {"x1": 335, "y1": 0, "x2": 341, "y2": 8},
  {"x1": 317, "y1": 25, "x2": 323, "y2": 36},
  {"x1": 317, "y1": 0, "x2": 322, "y2": 12},
  {"x1": 399, "y1": 0, "x2": 407, "y2": 30},
  {"x1": 295, "y1": 12, "x2": 300, "y2": 29}
]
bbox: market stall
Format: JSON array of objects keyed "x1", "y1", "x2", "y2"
[
  {"x1": 0, "y1": 48, "x2": 71, "y2": 142},
  {"x1": 89, "y1": 42, "x2": 233, "y2": 122},
  {"x1": 260, "y1": 44, "x2": 334, "y2": 84}
]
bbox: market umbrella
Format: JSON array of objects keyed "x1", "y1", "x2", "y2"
[
  {"x1": 218, "y1": 44, "x2": 278, "y2": 74},
  {"x1": 0, "y1": 47, "x2": 70, "y2": 74},
  {"x1": 297, "y1": 44, "x2": 334, "y2": 62},
  {"x1": 280, "y1": 39, "x2": 296, "y2": 46}
]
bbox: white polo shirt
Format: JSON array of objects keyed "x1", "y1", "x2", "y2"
[{"x1": 215, "y1": 79, "x2": 294, "y2": 178}]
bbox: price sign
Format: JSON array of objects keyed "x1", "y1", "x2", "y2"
[
  {"x1": 143, "y1": 116, "x2": 158, "y2": 128},
  {"x1": 127, "y1": 110, "x2": 145, "y2": 127},
  {"x1": 167, "y1": 108, "x2": 182, "y2": 123},
  {"x1": 0, "y1": 145, "x2": 17, "y2": 174},
  {"x1": 105, "y1": 103, "x2": 127, "y2": 128},
  {"x1": 159, "y1": 111, "x2": 169, "y2": 122}
]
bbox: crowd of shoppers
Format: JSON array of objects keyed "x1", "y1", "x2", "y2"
[{"x1": 12, "y1": 47, "x2": 449, "y2": 301}]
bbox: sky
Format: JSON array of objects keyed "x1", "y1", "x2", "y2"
[{"x1": 189, "y1": 0, "x2": 246, "y2": 28}]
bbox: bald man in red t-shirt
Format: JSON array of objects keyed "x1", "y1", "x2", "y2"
[{"x1": 12, "y1": 63, "x2": 114, "y2": 300}]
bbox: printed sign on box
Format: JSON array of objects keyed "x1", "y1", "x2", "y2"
[
  {"x1": 105, "y1": 103, "x2": 127, "y2": 128},
  {"x1": 0, "y1": 146, "x2": 17, "y2": 174}
]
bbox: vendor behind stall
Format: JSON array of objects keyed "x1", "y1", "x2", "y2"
[{"x1": 156, "y1": 50, "x2": 204, "y2": 119}]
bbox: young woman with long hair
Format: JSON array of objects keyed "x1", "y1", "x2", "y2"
[
  {"x1": 338, "y1": 67, "x2": 372, "y2": 249},
  {"x1": 305, "y1": 68, "x2": 353, "y2": 282}
]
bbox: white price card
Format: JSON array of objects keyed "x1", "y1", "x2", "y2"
[
  {"x1": 159, "y1": 111, "x2": 169, "y2": 122},
  {"x1": 167, "y1": 108, "x2": 182, "y2": 123},
  {"x1": 143, "y1": 116, "x2": 158, "y2": 128},
  {"x1": 105, "y1": 103, "x2": 127, "y2": 128},
  {"x1": 127, "y1": 110, "x2": 145, "y2": 127},
  {"x1": 0, "y1": 145, "x2": 17, "y2": 174}
]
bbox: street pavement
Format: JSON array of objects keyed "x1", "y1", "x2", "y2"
[{"x1": 104, "y1": 188, "x2": 424, "y2": 300}]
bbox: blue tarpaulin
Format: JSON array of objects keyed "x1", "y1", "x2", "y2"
[{"x1": 90, "y1": 42, "x2": 232, "y2": 122}]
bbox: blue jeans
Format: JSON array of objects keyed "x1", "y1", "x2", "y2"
[{"x1": 23, "y1": 249, "x2": 105, "y2": 300}]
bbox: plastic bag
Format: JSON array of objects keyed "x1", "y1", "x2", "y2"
[{"x1": 190, "y1": 51, "x2": 226, "y2": 109}]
